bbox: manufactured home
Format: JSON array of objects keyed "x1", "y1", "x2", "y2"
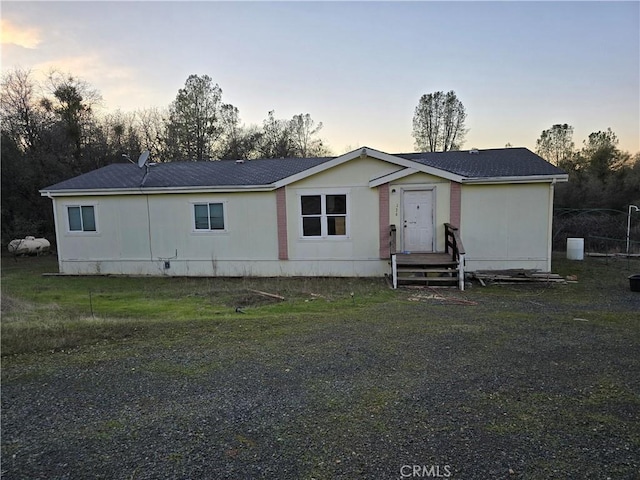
[{"x1": 40, "y1": 147, "x2": 567, "y2": 288}]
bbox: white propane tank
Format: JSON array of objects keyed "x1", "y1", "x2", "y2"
[
  {"x1": 8, "y1": 236, "x2": 51, "y2": 256},
  {"x1": 566, "y1": 237, "x2": 584, "y2": 261}
]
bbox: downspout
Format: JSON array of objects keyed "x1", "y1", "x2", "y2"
[
  {"x1": 47, "y1": 192, "x2": 64, "y2": 273},
  {"x1": 146, "y1": 194, "x2": 153, "y2": 261},
  {"x1": 139, "y1": 165, "x2": 154, "y2": 262},
  {"x1": 547, "y1": 179, "x2": 556, "y2": 272}
]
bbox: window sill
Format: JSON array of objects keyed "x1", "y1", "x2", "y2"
[
  {"x1": 299, "y1": 236, "x2": 351, "y2": 241},
  {"x1": 191, "y1": 230, "x2": 229, "y2": 235},
  {"x1": 65, "y1": 231, "x2": 100, "y2": 236}
]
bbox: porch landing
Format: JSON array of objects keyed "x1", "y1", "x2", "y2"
[{"x1": 394, "y1": 252, "x2": 457, "y2": 266}]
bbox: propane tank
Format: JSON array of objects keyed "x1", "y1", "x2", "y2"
[{"x1": 8, "y1": 236, "x2": 51, "y2": 256}]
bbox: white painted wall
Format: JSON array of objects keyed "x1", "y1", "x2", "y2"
[
  {"x1": 460, "y1": 183, "x2": 553, "y2": 271},
  {"x1": 284, "y1": 156, "x2": 398, "y2": 273},
  {"x1": 54, "y1": 191, "x2": 282, "y2": 276}
]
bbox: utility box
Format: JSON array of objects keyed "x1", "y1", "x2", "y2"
[{"x1": 567, "y1": 238, "x2": 584, "y2": 261}]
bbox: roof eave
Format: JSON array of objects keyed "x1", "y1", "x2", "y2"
[
  {"x1": 461, "y1": 174, "x2": 569, "y2": 185},
  {"x1": 40, "y1": 184, "x2": 276, "y2": 197}
]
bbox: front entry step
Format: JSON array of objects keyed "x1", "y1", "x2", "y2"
[
  {"x1": 397, "y1": 268, "x2": 458, "y2": 274},
  {"x1": 396, "y1": 276, "x2": 458, "y2": 285},
  {"x1": 395, "y1": 271, "x2": 458, "y2": 286},
  {"x1": 392, "y1": 252, "x2": 461, "y2": 289}
]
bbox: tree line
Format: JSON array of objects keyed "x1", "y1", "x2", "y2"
[
  {"x1": 1, "y1": 69, "x2": 638, "y2": 245},
  {"x1": 1, "y1": 69, "x2": 330, "y2": 244},
  {"x1": 535, "y1": 123, "x2": 640, "y2": 211}
]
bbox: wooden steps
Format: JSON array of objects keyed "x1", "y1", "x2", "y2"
[{"x1": 393, "y1": 253, "x2": 459, "y2": 288}]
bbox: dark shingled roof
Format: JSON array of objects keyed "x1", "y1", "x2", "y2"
[
  {"x1": 396, "y1": 148, "x2": 565, "y2": 178},
  {"x1": 42, "y1": 148, "x2": 565, "y2": 191},
  {"x1": 43, "y1": 157, "x2": 334, "y2": 191}
]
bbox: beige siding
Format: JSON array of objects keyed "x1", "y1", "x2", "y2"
[
  {"x1": 460, "y1": 183, "x2": 552, "y2": 271},
  {"x1": 56, "y1": 196, "x2": 151, "y2": 263},
  {"x1": 285, "y1": 156, "x2": 397, "y2": 273},
  {"x1": 54, "y1": 192, "x2": 280, "y2": 275}
]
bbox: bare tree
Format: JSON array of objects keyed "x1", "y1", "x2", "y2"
[
  {"x1": 259, "y1": 110, "x2": 294, "y2": 158},
  {"x1": 216, "y1": 104, "x2": 262, "y2": 160},
  {"x1": 412, "y1": 90, "x2": 467, "y2": 152},
  {"x1": 289, "y1": 113, "x2": 328, "y2": 157},
  {"x1": 256, "y1": 111, "x2": 329, "y2": 159},
  {"x1": 1, "y1": 68, "x2": 42, "y2": 152},
  {"x1": 136, "y1": 107, "x2": 168, "y2": 161}
]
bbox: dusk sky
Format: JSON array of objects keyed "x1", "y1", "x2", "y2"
[{"x1": 2, "y1": 1, "x2": 639, "y2": 155}]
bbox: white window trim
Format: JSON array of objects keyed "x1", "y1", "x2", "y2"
[
  {"x1": 190, "y1": 200, "x2": 229, "y2": 234},
  {"x1": 64, "y1": 203, "x2": 99, "y2": 235},
  {"x1": 298, "y1": 190, "x2": 350, "y2": 240}
]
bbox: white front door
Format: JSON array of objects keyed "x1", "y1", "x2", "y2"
[{"x1": 402, "y1": 190, "x2": 435, "y2": 252}]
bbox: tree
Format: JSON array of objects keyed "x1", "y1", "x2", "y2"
[
  {"x1": 1, "y1": 69, "x2": 108, "y2": 243},
  {"x1": 258, "y1": 110, "x2": 294, "y2": 158},
  {"x1": 38, "y1": 71, "x2": 103, "y2": 175},
  {"x1": 0, "y1": 68, "x2": 41, "y2": 152},
  {"x1": 581, "y1": 128, "x2": 621, "y2": 181},
  {"x1": 535, "y1": 124, "x2": 575, "y2": 168},
  {"x1": 135, "y1": 107, "x2": 168, "y2": 161},
  {"x1": 551, "y1": 126, "x2": 640, "y2": 210},
  {"x1": 166, "y1": 74, "x2": 224, "y2": 161},
  {"x1": 215, "y1": 104, "x2": 262, "y2": 160},
  {"x1": 412, "y1": 90, "x2": 467, "y2": 152},
  {"x1": 89, "y1": 110, "x2": 142, "y2": 169},
  {"x1": 289, "y1": 113, "x2": 328, "y2": 157}
]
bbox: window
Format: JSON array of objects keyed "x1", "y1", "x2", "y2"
[
  {"x1": 194, "y1": 203, "x2": 225, "y2": 231},
  {"x1": 67, "y1": 206, "x2": 96, "y2": 232},
  {"x1": 301, "y1": 194, "x2": 347, "y2": 237}
]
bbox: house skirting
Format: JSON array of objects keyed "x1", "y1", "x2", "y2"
[
  {"x1": 464, "y1": 257, "x2": 550, "y2": 272},
  {"x1": 57, "y1": 258, "x2": 391, "y2": 277}
]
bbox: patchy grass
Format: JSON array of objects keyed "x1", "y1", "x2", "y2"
[{"x1": 1, "y1": 255, "x2": 393, "y2": 355}]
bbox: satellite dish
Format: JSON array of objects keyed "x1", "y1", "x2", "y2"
[{"x1": 137, "y1": 150, "x2": 150, "y2": 168}]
